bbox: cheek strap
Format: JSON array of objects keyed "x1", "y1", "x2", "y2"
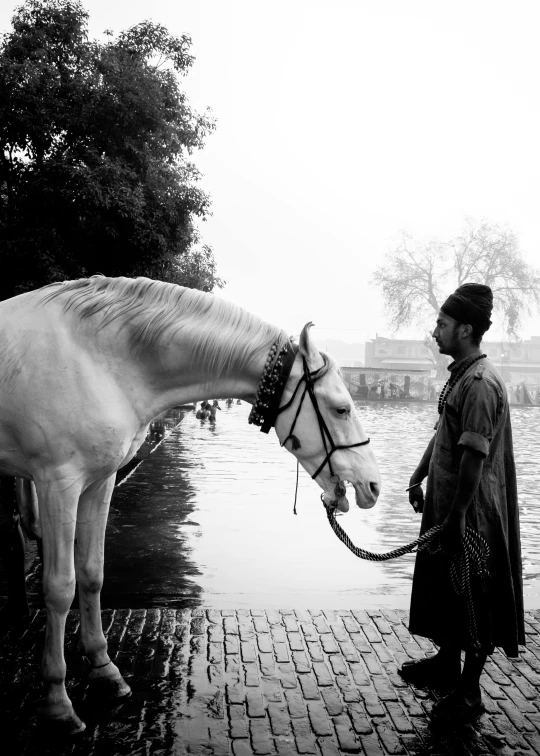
[{"x1": 278, "y1": 357, "x2": 370, "y2": 480}]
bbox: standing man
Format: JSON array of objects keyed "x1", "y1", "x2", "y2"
[{"x1": 399, "y1": 283, "x2": 524, "y2": 724}]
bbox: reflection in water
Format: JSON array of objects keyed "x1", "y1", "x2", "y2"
[
  {"x1": 103, "y1": 407, "x2": 203, "y2": 608},
  {"x1": 115, "y1": 408, "x2": 188, "y2": 485},
  {"x1": 105, "y1": 403, "x2": 540, "y2": 610}
]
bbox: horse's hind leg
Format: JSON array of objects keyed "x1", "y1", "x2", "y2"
[
  {"x1": 36, "y1": 477, "x2": 85, "y2": 733},
  {"x1": 75, "y1": 475, "x2": 131, "y2": 700},
  {"x1": 16, "y1": 478, "x2": 42, "y2": 540}
]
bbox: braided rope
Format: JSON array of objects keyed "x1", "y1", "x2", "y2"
[{"x1": 324, "y1": 505, "x2": 490, "y2": 649}]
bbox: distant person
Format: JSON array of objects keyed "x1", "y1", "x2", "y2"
[
  {"x1": 226, "y1": 398, "x2": 234, "y2": 407},
  {"x1": 209, "y1": 400, "x2": 221, "y2": 420},
  {"x1": 400, "y1": 283, "x2": 524, "y2": 725},
  {"x1": 196, "y1": 402, "x2": 209, "y2": 420}
]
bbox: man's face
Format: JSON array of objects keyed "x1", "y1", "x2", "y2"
[{"x1": 432, "y1": 311, "x2": 460, "y2": 355}]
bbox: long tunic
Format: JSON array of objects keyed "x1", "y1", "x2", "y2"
[{"x1": 409, "y1": 356, "x2": 525, "y2": 657}]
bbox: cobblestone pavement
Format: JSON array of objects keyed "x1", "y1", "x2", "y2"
[{"x1": 1, "y1": 607, "x2": 540, "y2": 755}]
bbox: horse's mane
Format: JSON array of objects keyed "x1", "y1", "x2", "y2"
[{"x1": 39, "y1": 276, "x2": 288, "y2": 379}]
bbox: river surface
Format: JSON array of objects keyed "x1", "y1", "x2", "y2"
[{"x1": 103, "y1": 402, "x2": 540, "y2": 611}]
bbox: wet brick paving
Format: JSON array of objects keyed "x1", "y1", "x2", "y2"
[{"x1": 1, "y1": 606, "x2": 540, "y2": 755}]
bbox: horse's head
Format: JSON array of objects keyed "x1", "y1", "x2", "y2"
[{"x1": 275, "y1": 323, "x2": 380, "y2": 512}]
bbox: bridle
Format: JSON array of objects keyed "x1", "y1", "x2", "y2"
[
  {"x1": 276, "y1": 354, "x2": 370, "y2": 482},
  {"x1": 248, "y1": 338, "x2": 371, "y2": 505},
  {"x1": 249, "y1": 341, "x2": 487, "y2": 651}
]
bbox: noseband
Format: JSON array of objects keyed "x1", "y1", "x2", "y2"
[
  {"x1": 248, "y1": 338, "x2": 370, "y2": 481},
  {"x1": 277, "y1": 355, "x2": 370, "y2": 480}
]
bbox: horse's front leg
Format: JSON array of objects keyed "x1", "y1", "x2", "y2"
[
  {"x1": 37, "y1": 477, "x2": 85, "y2": 733},
  {"x1": 75, "y1": 475, "x2": 131, "y2": 700}
]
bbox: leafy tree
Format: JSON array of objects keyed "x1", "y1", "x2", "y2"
[
  {"x1": 0, "y1": 0, "x2": 223, "y2": 299},
  {"x1": 154, "y1": 244, "x2": 225, "y2": 293},
  {"x1": 372, "y1": 218, "x2": 540, "y2": 341}
]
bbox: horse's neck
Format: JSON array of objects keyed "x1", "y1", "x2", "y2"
[{"x1": 140, "y1": 326, "x2": 270, "y2": 418}]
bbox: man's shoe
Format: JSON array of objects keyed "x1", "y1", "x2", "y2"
[
  {"x1": 398, "y1": 657, "x2": 461, "y2": 690},
  {"x1": 430, "y1": 690, "x2": 484, "y2": 725}
]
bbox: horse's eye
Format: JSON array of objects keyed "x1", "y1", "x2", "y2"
[{"x1": 336, "y1": 408, "x2": 348, "y2": 415}]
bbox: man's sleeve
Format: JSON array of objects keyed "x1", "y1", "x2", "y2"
[{"x1": 458, "y1": 377, "x2": 501, "y2": 457}]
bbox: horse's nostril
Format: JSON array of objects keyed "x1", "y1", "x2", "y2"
[{"x1": 370, "y1": 481, "x2": 380, "y2": 498}]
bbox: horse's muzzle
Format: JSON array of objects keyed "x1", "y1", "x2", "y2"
[
  {"x1": 355, "y1": 479, "x2": 379, "y2": 509},
  {"x1": 321, "y1": 476, "x2": 379, "y2": 513}
]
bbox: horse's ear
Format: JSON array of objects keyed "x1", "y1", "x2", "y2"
[{"x1": 299, "y1": 322, "x2": 324, "y2": 369}]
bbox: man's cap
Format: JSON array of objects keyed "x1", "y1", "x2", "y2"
[{"x1": 440, "y1": 282, "x2": 493, "y2": 332}]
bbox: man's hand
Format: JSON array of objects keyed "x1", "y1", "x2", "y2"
[
  {"x1": 439, "y1": 509, "x2": 466, "y2": 554},
  {"x1": 407, "y1": 483, "x2": 424, "y2": 513},
  {"x1": 406, "y1": 436, "x2": 435, "y2": 514}
]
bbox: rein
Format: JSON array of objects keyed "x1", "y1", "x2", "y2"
[
  {"x1": 248, "y1": 339, "x2": 488, "y2": 649},
  {"x1": 323, "y1": 501, "x2": 490, "y2": 650},
  {"x1": 249, "y1": 339, "x2": 370, "y2": 483},
  {"x1": 276, "y1": 355, "x2": 370, "y2": 480}
]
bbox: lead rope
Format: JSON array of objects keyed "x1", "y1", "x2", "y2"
[
  {"x1": 272, "y1": 347, "x2": 487, "y2": 647},
  {"x1": 323, "y1": 502, "x2": 490, "y2": 650}
]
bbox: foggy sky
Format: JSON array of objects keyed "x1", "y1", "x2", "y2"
[{"x1": 2, "y1": 0, "x2": 540, "y2": 345}]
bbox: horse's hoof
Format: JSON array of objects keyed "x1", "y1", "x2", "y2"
[
  {"x1": 37, "y1": 706, "x2": 86, "y2": 736},
  {"x1": 88, "y1": 677, "x2": 132, "y2": 700},
  {"x1": 87, "y1": 665, "x2": 132, "y2": 700}
]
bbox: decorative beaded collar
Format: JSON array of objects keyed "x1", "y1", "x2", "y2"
[
  {"x1": 438, "y1": 352, "x2": 486, "y2": 414},
  {"x1": 248, "y1": 338, "x2": 298, "y2": 433}
]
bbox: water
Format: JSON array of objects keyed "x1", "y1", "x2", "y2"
[{"x1": 104, "y1": 401, "x2": 540, "y2": 611}]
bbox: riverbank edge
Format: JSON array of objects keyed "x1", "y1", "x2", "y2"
[{"x1": 1, "y1": 605, "x2": 539, "y2": 756}]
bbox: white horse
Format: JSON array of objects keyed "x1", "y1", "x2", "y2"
[{"x1": 0, "y1": 276, "x2": 380, "y2": 733}]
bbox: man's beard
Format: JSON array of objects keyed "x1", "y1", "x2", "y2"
[{"x1": 437, "y1": 333, "x2": 460, "y2": 355}]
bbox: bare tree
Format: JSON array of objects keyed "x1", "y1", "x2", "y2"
[{"x1": 372, "y1": 218, "x2": 540, "y2": 340}]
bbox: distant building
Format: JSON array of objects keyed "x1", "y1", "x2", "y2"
[
  {"x1": 323, "y1": 340, "x2": 365, "y2": 367},
  {"x1": 366, "y1": 335, "x2": 540, "y2": 387},
  {"x1": 341, "y1": 366, "x2": 432, "y2": 401},
  {"x1": 365, "y1": 336, "x2": 434, "y2": 372},
  {"x1": 482, "y1": 337, "x2": 540, "y2": 385}
]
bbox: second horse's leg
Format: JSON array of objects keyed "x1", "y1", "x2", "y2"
[{"x1": 75, "y1": 475, "x2": 131, "y2": 699}]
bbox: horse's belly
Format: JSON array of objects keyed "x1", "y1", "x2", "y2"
[
  {"x1": 0, "y1": 457, "x2": 31, "y2": 478},
  {"x1": 117, "y1": 424, "x2": 150, "y2": 470},
  {"x1": 0, "y1": 426, "x2": 32, "y2": 477}
]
